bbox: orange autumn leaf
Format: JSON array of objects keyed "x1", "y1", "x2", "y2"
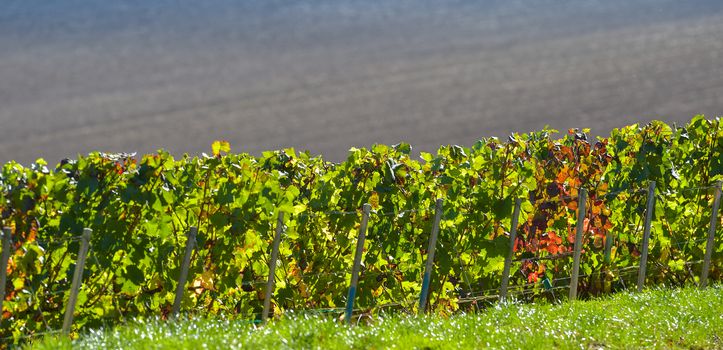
[
  {"x1": 556, "y1": 167, "x2": 569, "y2": 183},
  {"x1": 546, "y1": 244, "x2": 560, "y2": 255},
  {"x1": 26, "y1": 228, "x2": 37, "y2": 243},
  {"x1": 528, "y1": 272, "x2": 539, "y2": 283},
  {"x1": 548, "y1": 232, "x2": 562, "y2": 245},
  {"x1": 567, "y1": 200, "x2": 578, "y2": 211},
  {"x1": 513, "y1": 237, "x2": 523, "y2": 253},
  {"x1": 591, "y1": 203, "x2": 602, "y2": 215}
]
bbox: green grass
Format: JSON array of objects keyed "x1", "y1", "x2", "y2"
[{"x1": 30, "y1": 286, "x2": 723, "y2": 350}]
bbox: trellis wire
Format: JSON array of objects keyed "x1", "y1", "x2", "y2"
[
  {"x1": 29, "y1": 234, "x2": 86, "y2": 251},
  {"x1": 672, "y1": 237, "x2": 710, "y2": 249},
  {"x1": 300, "y1": 210, "x2": 359, "y2": 218},
  {"x1": 667, "y1": 184, "x2": 719, "y2": 194},
  {"x1": 0, "y1": 329, "x2": 62, "y2": 343},
  {"x1": 479, "y1": 262, "x2": 694, "y2": 303},
  {"x1": 297, "y1": 204, "x2": 435, "y2": 220},
  {"x1": 513, "y1": 251, "x2": 574, "y2": 263},
  {"x1": 375, "y1": 207, "x2": 426, "y2": 217},
  {"x1": 458, "y1": 264, "x2": 643, "y2": 301}
]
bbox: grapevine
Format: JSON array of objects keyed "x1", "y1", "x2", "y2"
[{"x1": 0, "y1": 116, "x2": 721, "y2": 343}]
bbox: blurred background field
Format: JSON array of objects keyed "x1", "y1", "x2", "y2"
[{"x1": 1, "y1": 0, "x2": 723, "y2": 164}]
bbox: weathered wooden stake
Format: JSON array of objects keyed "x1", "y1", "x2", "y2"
[
  {"x1": 419, "y1": 198, "x2": 444, "y2": 312},
  {"x1": 0, "y1": 227, "x2": 12, "y2": 318},
  {"x1": 569, "y1": 188, "x2": 588, "y2": 301},
  {"x1": 345, "y1": 204, "x2": 371, "y2": 324},
  {"x1": 262, "y1": 212, "x2": 285, "y2": 323},
  {"x1": 637, "y1": 181, "x2": 656, "y2": 292},
  {"x1": 172, "y1": 226, "x2": 197, "y2": 317},
  {"x1": 604, "y1": 231, "x2": 614, "y2": 264},
  {"x1": 62, "y1": 228, "x2": 92, "y2": 335},
  {"x1": 500, "y1": 198, "x2": 522, "y2": 302},
  {"x1": 701, "y1": 181, "x2": 722, "y2": 289}
]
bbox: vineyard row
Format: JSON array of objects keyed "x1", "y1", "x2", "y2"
[
  {"x1": 0, "y1": 117, "x2": 721, "y2": 343},
  {"x1": 0, "y1": 180, "x2": 720, "y2": 341}
]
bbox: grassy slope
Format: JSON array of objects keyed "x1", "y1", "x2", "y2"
[{"x1": 31, "y1": 286, "x2": 723, "y2": 350}]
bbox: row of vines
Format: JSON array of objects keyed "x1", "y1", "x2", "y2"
[{"x1": 1, "y1": 116, "x2": 721, "y2": 342}]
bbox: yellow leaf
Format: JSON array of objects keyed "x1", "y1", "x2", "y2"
[
  {"x1": 594, "y1": 216, "x2": 602, "y2": 228},
  {"x1": 211, "y1": 140, "x2": 231, "y2": 157},
  {"x1": 369, "y1": 192, "x2": 380, "y2": 210},
  {"x1": 200, "y1": 270, "x2": 214, "y2": 290},
  {"x1": 299, "y1": 281, "x2": 309, "y2": 298},
  {"x1": 192, "y1": 270, "x2": 215, "y2": 293},
  {"x1": 292, "y1": 204, "x2": 307, "y2": 215},
  {"x1": 569, "y1": 187, "x2": 578, "y2": 198},
  {"x1": 12, "y1": 276, "x2": 24, "y2": 290}
]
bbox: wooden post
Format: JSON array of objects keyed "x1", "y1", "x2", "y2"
[
  {"x1": 419, "y1": 198, "x2": 444, "y2": 312},
  {"x1": 345, "y1": 204, "x2": 371, "y2": 324},
  {"x1": 172, "y1": 226, "x2": 197, "y2": 317},
  {"x1": 0, "y1": 227, "x2": 12, "y2": 318},
  {"x1": 569, "y1": 188, "x2": 588, "y2": 301},
  {"x1": 62, "y1": 228, "x2": 92, "y2": 335},
  {"x1": 604, "y1": 232, "x2": 614, "y2": 264},
  {"x1": 500, "y1": 198, "x2": 522, "y2": 302},
  {"x1": 637, "y1": 181, "x2": 656, "y2": 293},
  {"x1": 701, "y1": 181, "x2": 722, "y2": 289},
  {"x1": 262, "y1": 211, "x2": 285, "y2": 323}
]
